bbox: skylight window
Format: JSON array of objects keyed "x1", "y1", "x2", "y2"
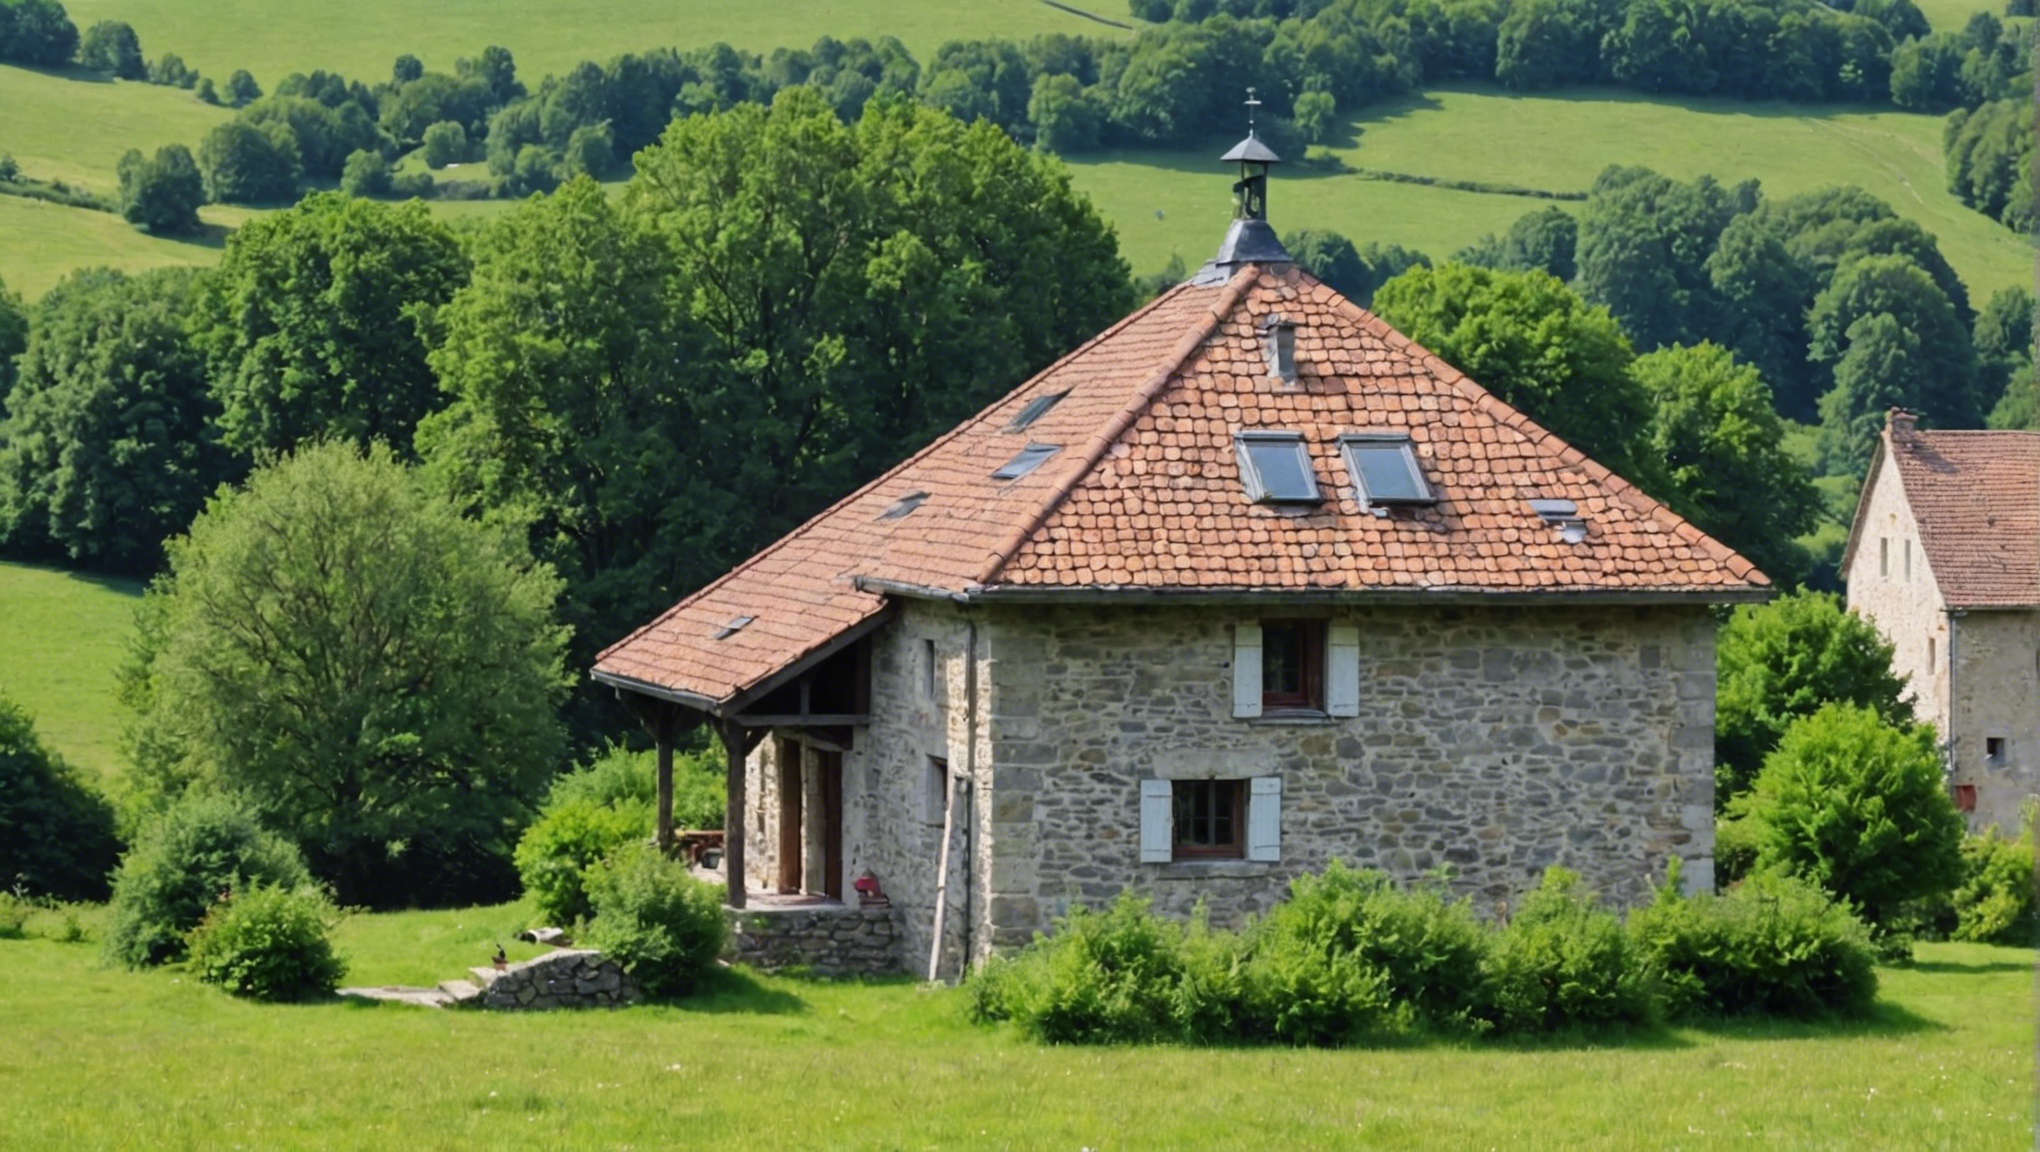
[
  {"x1": 1235, "y1": 431, "x2": 1321, "y2": 504},
  {"x1": 1529, "y1": 497, "x2": 1588, "y2": 543},
  {"x1": 713, "y1": 615, "x2": 754, "y2": 640},
  {"x1": 878, "y1": 491, "x2": 928, "y2": 521},
  {"x1": 992, "y1": 443, "x2": 1060, "y2": 481},
  {"x1": 1007, "y1": 391, "x2": 1068, "y2": 431},
  {"x1": 1341, "y1": 435, "x2": 1434, "y2": 507}
]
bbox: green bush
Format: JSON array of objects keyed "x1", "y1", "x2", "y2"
[
  {"x1": 580, "y1": 845, "x2": 725, "y2": 1000},
  {"x1": 185, "y1": 884, "x2": 345, "y2": 1001},
  {"x1": 1480, "y1": 868, "x2": 1654, "y2": 1034},
  {"x1": 513, "y1": 796, "x2": 651, "y2": 925},
  {"x1": 1241, "y1": 862, "x2": 1488, "y2": 1042},
  {"x1": 0, "y1": 891, "x2": 28, "y2": 939},
  {"x1": 1949, "y1": 826, "x2": 2037, "y2": 945},
  {"x1": 0, "y1": 693, "x2": 121, "y2": 901},
  {"x1": 103, "y1": 793, "x2": 313, "y2": 968},
  {"x1": 965, "y1": 894, "x2": 1232, "y2": 1045},
  {"x1": 548, "y1": 743, "x2": 723, "y2": 830},
  {"x1": 1630, "y1": 871, "x2": 1878, "y2": 1019}
]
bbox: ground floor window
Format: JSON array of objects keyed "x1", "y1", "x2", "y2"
[
  {"x1": 1140, "y1": 776, "x2": 1282, "y2": 863},
  {"x1": 1172, "y1": 779, "x2": 1243, "y2": 858}
]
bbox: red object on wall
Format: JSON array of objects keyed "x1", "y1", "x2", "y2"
[{"x1": 1953, "y1": 784, "x2": 1977, "y2": 812}]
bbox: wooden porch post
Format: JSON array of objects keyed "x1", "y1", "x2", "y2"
[
  {"x1": 654, "y1": 717, "x2": 675, "y2": 854},
  {"x1": 718, "y1": 718, "x2": 750, "y2": 909}
]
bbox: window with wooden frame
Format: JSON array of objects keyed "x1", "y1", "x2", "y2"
[
  {"x1": 1232, "y1": 620, "x2": 1360, "y2": 719},
  {"x1": 1139, "y1": 777, "x2": 1283, "y2": 863}
]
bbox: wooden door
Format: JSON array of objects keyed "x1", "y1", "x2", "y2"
[
  {"x1": 819, "y1": 748, "x2": 843, "y2": 901},
  {"x1": 775, "y1": 738, "x2": 802, "y2": 894}
]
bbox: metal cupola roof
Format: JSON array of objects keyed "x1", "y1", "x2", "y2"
[{"x1": 1199, "y1": 88, "x2": 1292, "y2": 281}]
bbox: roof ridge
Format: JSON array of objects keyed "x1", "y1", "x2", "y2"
[
  {"x1": 974, "y1": 265, "x2": 1258, "y2": 585},
  {"x1": 1313, "y1": 272, "x2": 1766, "y2": 586},
  {"x1": 593, "y1": 276, "x2": 1222, "y2": 667}
]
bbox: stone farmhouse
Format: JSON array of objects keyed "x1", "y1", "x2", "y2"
[
  {"x1": 1843, "y1": 410, "x2": 2040, "y2": 833},
  {"x1": 593, "y1": 135, "x2": 1768, "y2": 977}
]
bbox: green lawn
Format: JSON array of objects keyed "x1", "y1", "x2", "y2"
[
  {"x1": 0, "y1": 900, "x2": 2031, "y2": 1151},
  {"x1": 0, "y1": 64, "x2": 229, "y2": 194},
  {"x1": 1070, "y1": 85, "x2": 2035, "y2": 298},
  {"x1": 0, "y1": 560, "x2": 143, "y2": 787},
  {"x1": 56, "y1": 0, "x2": 1136, "y2": 93}
]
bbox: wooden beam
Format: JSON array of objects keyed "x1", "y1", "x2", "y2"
[
  {"x1": 617, "y1": 692, "x2": 684, "y2": 855},
  {"x1": 728, "y1": 713, "x2": 870, "y2": 727},
  {"x1": 718, "y1": 718, "x2": 751, "y2": 909}
]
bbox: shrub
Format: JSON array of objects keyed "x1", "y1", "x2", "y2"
[
  {"x1": 0, "y1": 891, "x2": 28, "y2": 939},
  {"x1": 102, "y1": 792, "x2": 313, "y2": 968},
  {"x1": 339, "y1": 148, "x2": 391, "y2": 197},
  {"x1": 1735, "y1": 703, "x2": 1964, "y2": 928},
  {"x1": 421, "y1": 120, "x2": 467, "y2": 169},
  {"x1": 185, "y1": 884, "x2": 345, "y2": 1001},
  {"x1": 1480, "y1": 868, "x2": 1654, "y2": 1034},
  {"x1": 513, "y1": 796, "x2": 651, "y2": 925},
  {"x1": 1949, "y1": 826, "x2": 2037, "y2": 945},
  {"x1": 964, "y1": 894, "x2": 1224, "y2": 1045},
  {"x1": 580, "y1": 845, "x2": 725, "y2": 1000},
  {"x1": 1241, "y1": 862, "x2": 1489, "y2": 1042},
  {"x1": 1630, "y1": 871, "x2": 1878, "y2": 1019},
  {"x1": 0, "y1": 692, "x2": 122, "y2": 901}
]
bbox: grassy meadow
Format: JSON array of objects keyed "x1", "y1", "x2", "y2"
[
  {"x1": 0, "y1": 560, "x2": 142, "y2": 787},
  {"x1": 0, "y1": 897, "x2": 2031, "y2": 1152},
  {"x1": 1071, "y1": 85, "x2": 2037, "y2": 300}
]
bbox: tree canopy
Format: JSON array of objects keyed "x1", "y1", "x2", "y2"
[
  {"x1": 123, "y1": 441, "x2": 572, "y2": 907},
  {"x1": 0, "y1": 690, "x2": 119, "y2": 901}
]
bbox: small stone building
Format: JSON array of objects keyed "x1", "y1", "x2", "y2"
[
  {"x1": 594, "y1": 137, "x2": 1767, "y2": 977},
  {"x1": 1843, "y1": 410, "x2": 2040, "y2": 833}
]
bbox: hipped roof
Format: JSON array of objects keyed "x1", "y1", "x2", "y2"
[{"x1": 595, "y1": 263, "x2": 1768, "y2": 713}]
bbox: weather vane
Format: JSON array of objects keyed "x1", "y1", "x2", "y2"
[{"x1": 1245, "y1": 87, "x2": 1260, "y2": 132}]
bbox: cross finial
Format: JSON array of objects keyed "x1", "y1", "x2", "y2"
[{"x1": 1245, "y1": 87, "x2": 1260, "y2": 131}]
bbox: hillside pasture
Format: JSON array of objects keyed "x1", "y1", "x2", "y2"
[
  {"x1": 0, "y1": 561, "x2": 141, "y2": 788},
  {"x1": 0, "y1": 901, "x2": 2031, "y2": 1152},
  {"x1": 1070, "y1": 85, "x2": 2035, "y2": 298},
  {"x1": 0, "y1": 64, "x2": 228, "y2": 195},
  {"x1": 55, "y1": 0, "x2": 1138, "y2": 95}
]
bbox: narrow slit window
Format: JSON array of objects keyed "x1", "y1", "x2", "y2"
[
  {"x1": 878, "y1": 491, "x2": 928, "y2": 521},
  {"x1": 1007, "y1": 391, "x2": 1068, "y2": 430},
  {"x1": 991, "y1": 443, "x2": 1060, "y2": 481},
  {"x1": 1236, "y1": 431, "x2": 1321, "y2": 504},
  {"x1": 1341, "y1": 435, "x2": 1434, "y2": 506}
]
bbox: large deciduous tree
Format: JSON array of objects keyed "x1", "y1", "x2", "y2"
[
  {"x1": 194, "y1": 192, "x2": 468, "y2": 462},
  {"x1": 1371, "y1": 262, "x2": 1657, "y2": 488},
  {"x1": 1713, "y1": 589, "x2": 1914, "y2": 807},
  {"x1": 1574, "y1": 165, "x2": 1753, "y2": 354},
  {"x1": 116, "y1": 143, "x2": 204, "y2": 235},
  {"x1": 0, "y1": 690, "x2": 120, "y2": 901},
  {"x1": 1632, "y1": 342, "x2": 1819, "y2": 586},
  {"x1": 0, "y1": 267, "x2": 223, "y2": 572},
  {"x1": 122, "y1": 441, "x2": 571, "y2": 907}
]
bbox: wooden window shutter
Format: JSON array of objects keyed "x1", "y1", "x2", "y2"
[
  {"x1": 1326, "y1": 622, "x2": 1360, "y2": 717},
  {"x1": 1139, "y1": 779, "x2": 1173, "y2": 862},
  {"x1": 1233, "y1": 623, "x2": 1263, "y2": 718},
  {"x1": 1247, "y1": 775, "x2": 1282, "y2": 861}
]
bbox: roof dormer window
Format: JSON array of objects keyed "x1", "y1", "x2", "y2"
[
  {"x1": 1260, "y1": 316, "x2": 1298, "y2": 385},
  {"x1": 991, "y1": 443, "x2": 1060, "y2": 482},
  {"x1": 1341, "y1": 434, "x2": 1434, "y2": 510},
  {"x1": 1006, "y1": 390, "x2": 1067, "y2": 431},
  {"x1": 1236, "y1": 431, "x2": 1320, "y2": 504}
]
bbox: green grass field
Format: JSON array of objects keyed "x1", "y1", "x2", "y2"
[
  {"x1": 57, "y1": 0, "x2": 1137, "y2": 93},
  {"x1": 0, "y1": 899, "x2": 2031, "y2": 1151},
  {"x1": 0, "y1": 560, "x2": 142, "y2": 786},
  {"x1": 1070, "y1": 85, "x2": 2036, "y2": 300}
]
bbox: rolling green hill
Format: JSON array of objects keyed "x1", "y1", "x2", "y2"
[{"x1": 0, "y1": 561, "x2": 142, "y2": 788}]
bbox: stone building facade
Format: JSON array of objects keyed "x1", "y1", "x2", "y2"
[
  {"x1": 595, "y1": 146, "x2": 1766, "y2": 976},
  {"x1": 1845, "y1": 413, "x2": 2040, "y2": 832}
]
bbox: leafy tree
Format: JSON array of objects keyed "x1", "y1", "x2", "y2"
[
  {"x1": 224, "y1": 68, "x2": 262, "y2": 108},
  {"x1": 1574, "y1": 165, "x2": 1753, "y2": 353},
  {"x1": 1714, "y1": 590, "x2": 1914, "y2": 806},
  {"x1": 1989, "y1": 364, "x2": 2040, "y2": 430},
  {"x1": 1292, "y1": 88, "x2": 1338, "y2": 144},
  {"x1": 194, "y1": 77, "x2": 218, "y2": 105},
  {"x1": 1816, "y1": 311, "x2": 1924, "y2": 476},
  {"x1": 0, "y1": 272, "x2": 27, "y2": 397},
  {"x1": 1028, "y1": 72, "x2": 1104, "y2": 154},
  {"x1": 1943, "y1": 99, "x2": 2033, "y2": 232},
  {"x1": 919, "y1": 39, "x2": 1034, "y2": 138},
  {"x1": 1632, "y1": 343, "x2": 1819, "y2": 585},
  {"x1": 392, "y1": 53, "x2": 423, "y2": 84},
  {"x1": 146, "y1": 52, "x2": 195, "y2": 88},
  {"x1": 1888, "y1": 30, "x2": 1965, "y2": 110},
  {"x1": 1733, "y1": 703, "x2": 1963, "y2": 929},
  {"x1": 196, "y1": 120, "x2": 301, "y2": 204},
  {"x1": 561, "y1": 122, "x2": 613, "y2": 179},
  {"x1": 0, "y1": 267, "x2": 224, "y2": 572},
  {"x1": 116, "y1": 143, "x2": 204, "y2": 234},
  {"x1": 420, "y1": 119, "x2": 467, "y2": 168},
  {"x1": 1807, "y1": 253, "x2": 1981, "y2": 470},
  {"x1": 122, "y1": 441, "x2": 571, "y2": 907},
  {"x1": 0, "y1": 0, "x2": 78, "y2": 66},
  {"x1": 1284, "y1": 230, "x2": 1430, "y2": 307},
  {"x1": 0, "y1": 690, "x2": 119, "y2": 900},
  {"x1": 1453, "y1": 206, "x2": 1576, "y2": 280},
  {"x1": 1495, "y1": 0, "x2": 1610, "y2": 89},
  {"x1": 380, "y1": 71, "x2": 493, "y2": 142},
  {"x1": 193, "y1": 192, "x2": 468, "y2": 460},
  {"x1": 239, "y1": 95, "x2": 382, "y2": 180},
  {"x1": 1371, "y1": 263, "x2": 1656, "y2": 486},
  {"x1": 77, "y1": 18, "x2": 143, "y2": 79},
  {"x1": 338, "y1": 147, "x2": 391, "y2": 196},
  {"x1": 459, "y1": 44, "x2": 523, "y2": 105},
  {"x1": 101, "y1": 791, "x2": 312, "y2": 967}
]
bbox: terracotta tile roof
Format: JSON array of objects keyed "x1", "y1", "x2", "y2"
[
  {"x1": 596, "y1": 262, "x2": 1767, "y2": 710},
  {"x1": 1884, "y1": 422, "x2": 2040, "y2": 608}
]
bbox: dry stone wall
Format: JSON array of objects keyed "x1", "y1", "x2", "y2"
[
  {"x1": 725, "y1": 906, "x2": 898, "y2": 975},
  {"x1": 469, "y1": 949, "x2": 639, "y2": 1010},
  {"x1": 976, "y1": 602, "x2": 1716, "y2": 953}
]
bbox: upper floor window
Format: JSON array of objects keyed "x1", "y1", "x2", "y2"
[
  {"x1": 1342, "y1": 434, "x2": 1435, "y2": 508},
  {"x1": 1231, "y1": 620, "x2": 1360, "y2": 719},
  {"x1": 1235, "y1": 431, "x2": 1321, "y2": 504}
]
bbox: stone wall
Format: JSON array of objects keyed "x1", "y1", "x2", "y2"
[
  {"x1": 1949, "y1": 610, "x2": 2040, "y2": 832},
  {"x1": 1846, "y1": 457, "x2": 1947, "y2": 736},
  {"x1": 976, "y1": 602, "x2": 1717, "y2": 954},
  {"x1": 469, "y1": 949, "x2": 638, "y2": 1010},
  {"x1": 725, "y1": 905, "x2": 899, "y2": 976}
]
